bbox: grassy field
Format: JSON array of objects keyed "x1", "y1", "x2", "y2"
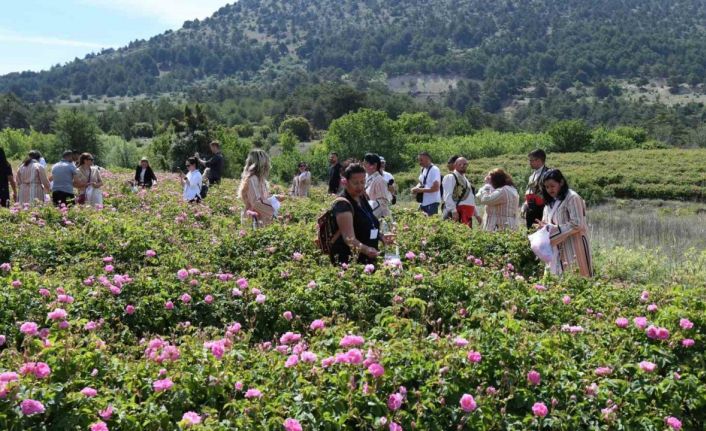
[{"x1": 395, "y1": 148, "x2": 706, "y2": 205}]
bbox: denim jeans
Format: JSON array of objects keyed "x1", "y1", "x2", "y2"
[{"x1": 419, "y1": 202, "x2": 440, "y2": 216}]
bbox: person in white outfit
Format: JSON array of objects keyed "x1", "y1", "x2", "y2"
[{"x1": 181, "y1": 157, "x2": 202, "y2": 203}]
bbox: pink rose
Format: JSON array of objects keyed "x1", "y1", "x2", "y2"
[
  {"x1": 20, "y1": 322, "x2": 38, "y2": 336},
  {"x1": 153, "y1": 378, "x2": 174, "y2": 392},
  {"x1": 99, "y1": 405, "x2": 113, "y2": 420},
  {"x1": 532, "y1": 402, "x2": 548, "y2": 417},
  {"x1": 283, "y1": 418, "x2": 303, "y2": 431},
  {"x1": 681, "y1": 338, "x2": 695, "y2": 347},
  {"x1": 20, "y1": 399, "x2": 45, "y2": 416},
  {"x1": 368, "y1": 363, "x2": 385, "y2": 378},
  {"x1": 615, "y1": 317, "x2": 629, "y2": 328},
  {"x1": 165, "y1": 301, "x2": 174, "y2": 310},
  {"x1": 633, "y1": 316, "x2": 648, "y2": 329},
  {"x1": 595, "y1": 367, "x2": 612, "y2": 377},
  {"x1": 310, "y1": 319, "x2": 325, "y2": 331},
  {"x1": 283, "y1": 311, "x2": 293, "y2": 321},
  {"x1": 639, "y1": 361, "x2": 656, "y2": 372},
  {"x1": 81, "y1": 387, "x2": 98, "y2": 397},
  {"x1": 527, "y1": 370, "x2": 541, "y2": 385},
  {"x1": 182, "y1": 411, "x2": 202, "y2": 426},
  {"x1": 145, "y1": 250, "x2": 157, "y2": 258},
  {"x1": 47, "y1": 308, "x2": 67, "y2": 321},
  {"x1": 459, "y1": 393, "x2": 477, "y2": 412},
  {"x1": 467, "y1": 351, "x2": 482, "y2": 363},
  {"x1": 125, "y1": 305, "x2": 135, "y2": 315},
  {"x1": 387, "y1": 393, "x2": 403, "y2": 411},
  {"x1": 679, "y1": 318, "x2": 693, "y2": 330},
  {"x1": 244, "y1": 388, "x2": 262, "y2": 399},
  {"x1": 665, "y1": 416, "x2": 682, "y2": 430},
  {"x1": 90, "y1": 421, "x2": 109, "y2": 431},
  {"x1": 340, "y1": 335, "x2": 365, "y2": 347}
]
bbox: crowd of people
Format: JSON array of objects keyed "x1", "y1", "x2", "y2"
[
  {"x1": 0, "y1": 141, "x2": 592, "y2": 278},
  {"x1": 321, "y1": 148, "x2": 592, "y2": 278}
]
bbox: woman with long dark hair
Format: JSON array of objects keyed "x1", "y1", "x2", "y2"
[
  {"x1": 537, "y1": 169, "x2": 593, "y2": 277},
  {"x1": 16, "y1": 150, "x2": 51, "y2": 206},
  {"x1": 0, "y1": 148, "x2": 17, "y2": 207}
]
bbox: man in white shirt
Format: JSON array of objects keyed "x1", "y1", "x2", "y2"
[
  {"x1": 379, "y1": 157, "x2": 396, "y2": 204},
  {"x1": 442, "y1": 157, "x2": 482, "y2": 227},
  {"x1": 411, "y1": 151, "x2": 441, "y2": 215},
  {"x1": 521, "y1": 149, "x2": 549, "y2": 228}
]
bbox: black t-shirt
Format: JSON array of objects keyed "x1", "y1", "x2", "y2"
[
  {"x1": 0, "y1": 163, "x2": 11, "y2": 198},
  {"x1": 206, "y1": 153, "x2": 225, "y2": 180},
  {"x1": 328, "y1": 163, "x2": 342, "y2": 194},
  {"x1": 330, "y1": 192, "x2": 380, "y2": 265}
]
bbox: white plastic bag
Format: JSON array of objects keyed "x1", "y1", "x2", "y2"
[{"x1": 529, "y1": 225, "x2": 553, "y2": 264}]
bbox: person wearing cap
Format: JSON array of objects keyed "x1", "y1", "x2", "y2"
[
  {"x1": 50, "y1": 150, "x2": 79, "y2": 206},
  {"x1": 134, "y1": 158, "x2": 158, "y2": 188}
]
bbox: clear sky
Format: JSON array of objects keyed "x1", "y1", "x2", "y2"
[{"x1": 0, "y1": 0, "x2": 230, "y2": 75}]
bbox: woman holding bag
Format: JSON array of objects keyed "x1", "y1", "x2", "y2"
[
  {"x1": 76, "y1": 153, "x2": 103, "y2": 206},
  {"x1": 536, "y1": 169, "x2": 593, "y2": 277}
]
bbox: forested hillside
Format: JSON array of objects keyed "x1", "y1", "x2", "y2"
[{"x1": 1, "y1": 0, "x2": 706, "y2": 102}]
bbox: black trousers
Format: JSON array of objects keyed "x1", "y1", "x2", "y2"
[
  {"x1": 52, "y1": 191, "x2": 74, "y2": 207},
  {"x1": 525, "y1": 204, "x2": 545, "y2": 229}
]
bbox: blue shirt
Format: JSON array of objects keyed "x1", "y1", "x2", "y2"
[{"x1": 51, "y1": 160, "x2": 77, "y2": 194}]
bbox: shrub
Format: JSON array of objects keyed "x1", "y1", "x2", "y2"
[
  {"x1": 547, "y1": 119, "x2": 591, "y2": 152},
  {"x1": 278, "y1": 116, "x2": 312, "y2": 141}
]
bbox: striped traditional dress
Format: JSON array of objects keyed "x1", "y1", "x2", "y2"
[
  {"x1": 476, "y1": 185, "x2": 520, "y2": 231},
  {"x1": 16, "y1": 161, "x2": 50, "y2": 206},
  {"x1": 365, "y1": 172, "x2": 391, "y2": 218},
  {"x1": 542, "y1": 189, "x2": 593, "y2": 277}
]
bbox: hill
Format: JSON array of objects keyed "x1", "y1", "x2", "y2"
[{"x1": 2, "y1": 0, "x2": 706, "y2": 103}]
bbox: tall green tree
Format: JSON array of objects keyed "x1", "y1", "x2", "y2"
[{"x1": 53, "y1": 109, "x2": 101, "y2": 160}]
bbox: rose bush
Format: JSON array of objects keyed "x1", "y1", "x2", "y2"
[{"x1": 0, "y1": 173, "x2": 704, "y2": 430}]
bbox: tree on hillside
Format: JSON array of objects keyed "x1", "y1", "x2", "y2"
[
  {"x1": 168, "y1": 104, "x2": 212, "y2": 170},
  {"x1": 547, "y1": 119, "x2": 591, "y2": 152},
  {"x1": 278, "y1": 116, "x2": 312, "y2": 141},
  {"x1": 324, "y1": 109, "x2": 403, "y2": 169},
  {"x1": 54, "y1": 109, "x2": 101, "y2": 161}
]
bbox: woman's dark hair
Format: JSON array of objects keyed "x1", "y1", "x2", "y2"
[
  {"x1": 186, "y1": 157, "x2": 198, "y2": 167},
  {"x1": 363, "y1": 153, "x2": 382, "y2": 172},
  {"x1": 343, "y1": 163, "x2": 366, "y2": 180},
  {"x1": 541, "y1": 169, "x2": 570, "y2": 205},
  {"x1": 0, "y1": 147, "x2": 8, "y2": 168},
  {"x1": 488, "y1": 168, "x2": 514, "y2": 189},
  {"x1": 79, "y1": 153, "x2": 94, "y2": 166},
  {"x1": 23, "y1": 150, "x2": 42, "y2": 167},
  {"x1": 447, "y1": 155, "x2": 460, "y2": 165}
]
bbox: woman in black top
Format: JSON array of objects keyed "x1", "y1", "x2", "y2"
[
  {"x1": 134, "y1": 158, "x2": 158, "y2": 188},
  {"x1": 0, "y1": 148, "x2": 17, "y2": 207},
  {"x1": 330, "y1": 163, "x2": 394, "y2": 265}
]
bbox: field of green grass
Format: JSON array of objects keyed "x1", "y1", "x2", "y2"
[{"x1": 395, "y1": 149, "x2": 706, "y2": 205}]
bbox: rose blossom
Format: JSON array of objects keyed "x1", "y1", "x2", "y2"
[
  {"x1": 665, "y1": 416, "x2": 682, "y2": 430},
  {"x1": 527, "y1": 370, "x2": 541, "y2": 385},
  {"x1": 459, "y1": 393, "x2": 477, "y2": 412},
  {"x1": 283, "y1": 418, "x2": 303, "y2": 431},
  {"x1": 20, "y1": 399, "x2": 45, "y2": 416},
  {"x1": 182, "y1": 411, "x2": 202, "y2": 426},
  {"x1": 532, "y1": 402, "x2": 548, "y2": 417},
  {"x1": 639, "y1": 361, "x2": 656, "y2": 372}
]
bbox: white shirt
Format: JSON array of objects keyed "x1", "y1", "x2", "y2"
[
  {"x1": 382, "y1": 170, "x2": 394, "y2": 184},
  {"x1": 418, "y1": 165, "x2": 441, "y2": 205},
  {"x1": 442, "y1": 171, "x2": 476, "y2": 214},
  {"x1": 183, "y1": 170, "x2": 202, "y2": 201},
  {"x1": 140, "y1": 168, "x2": 147, "y2": 183}
]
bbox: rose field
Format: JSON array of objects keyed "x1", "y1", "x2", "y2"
[{"x1": 1, "y1": 172, "x2": 705, "y2": 431}]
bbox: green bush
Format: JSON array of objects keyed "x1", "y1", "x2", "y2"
[{"x1": 278, "y1": 116, "x2": 312, "y2": 141}]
